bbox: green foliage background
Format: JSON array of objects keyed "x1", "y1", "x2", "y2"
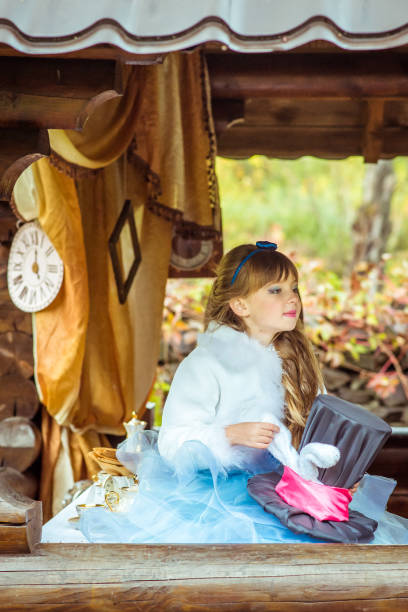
[
  {"x1": 217, "y1": 156, "x2": 408, "y2": 272},
  {"x1": 153, "y1": 156, "x2": 408, "y2": 419}
]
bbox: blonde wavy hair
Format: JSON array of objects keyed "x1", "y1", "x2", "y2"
[{"x1": 204, "y1": 243, "x2": 324, "y2": 448}]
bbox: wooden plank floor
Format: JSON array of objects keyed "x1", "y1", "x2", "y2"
[{"x1": 1, "y1": 543, "x2": 408, "y2": 611}]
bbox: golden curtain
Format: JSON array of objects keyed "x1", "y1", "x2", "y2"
[{"x1": 13, "y1": 50, "x2": 219, "y2": 518}]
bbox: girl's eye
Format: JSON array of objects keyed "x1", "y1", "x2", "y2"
[
  {"x1": 268, "y1": 288, "x2": 281, "y2": 294},
  {"x1": 293, "y1": 287, "x2": 299, "y2": 294}
]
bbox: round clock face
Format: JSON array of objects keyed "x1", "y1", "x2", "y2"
[{"x1": 7, "y1": 222, "x2": 64, "y2": 313}]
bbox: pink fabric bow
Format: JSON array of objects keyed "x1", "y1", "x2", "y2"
[{"x1": 275, "y1": 466, "x2": 352, "y2": 522}]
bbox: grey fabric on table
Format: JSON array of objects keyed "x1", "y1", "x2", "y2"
[{"x1": 248, "y1": 469, "x2": 378, "y2": 543}]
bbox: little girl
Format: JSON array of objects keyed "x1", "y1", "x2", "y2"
[
  {"x1": 158, "y1": 241, "x2": 332, "y2": 478},
  {"x1": 79, "y1": 242, "x2": 408, "y2": 544}
]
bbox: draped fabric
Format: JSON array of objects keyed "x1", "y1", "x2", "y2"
[
  {"x1": 31, "y1": 158, "x2": 89, "y2": 425},
  {"x1": 13, "y1": 50, "x2": 219, "y2": 518},
  {"x1": 49, "y1": 51, "x2": 218, "y2": 229}
]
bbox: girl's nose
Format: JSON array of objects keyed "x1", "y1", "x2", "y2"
[{"x1": 288, "y1": 292, "x2": 298, "y2": 302}]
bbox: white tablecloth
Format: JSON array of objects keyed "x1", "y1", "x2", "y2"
[{"x1": 41, "y1": 488, "x2": 93, "y2": 543}]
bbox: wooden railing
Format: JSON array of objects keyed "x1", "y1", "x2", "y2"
[{"x1": 1, "y1": 543, "x2": 408, "y2": 610}]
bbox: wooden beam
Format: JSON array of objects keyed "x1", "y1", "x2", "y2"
[
  {"x1": 0, "y1": 90, "x2": 121, "y2": 130},
  {"x1": 363, "y1": 100, "x2": 385, "y2": 163},
  {"x1": 217, "y1": 126, "x2": 363, "y2": 159},
  {"x1": 0, "y1": 93, "x2": 86, "y2": 130},
  {"x1": 243, "y1": 98, "x2": 365, "y2": 127},
  {"x1": 0, "y1": 58, "x2": 122, "y2": 129},
  {"x1": 1, "y1": 543, "x2": 408, "y2": 609},
  {"x1": 216, "y1": 126, "x2": 408, "y2": 159},
  {"x1": 211, "y1": 99, "x2": 245, "y2": 132},
  {"x1": 208, "y1": 53, "x2": 408, "y2": 100},
  {"x1": 0, "y1": 58, "x2": 119, "y2": 97},
  {"x1": 0, "y1": 128, "x2": 50, "y2": 201}
]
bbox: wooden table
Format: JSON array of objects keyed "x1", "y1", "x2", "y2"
[{"x1": 1, "y1": 543, "x2": 408, "y2": 611}]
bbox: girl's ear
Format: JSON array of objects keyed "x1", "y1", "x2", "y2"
[{"x1": 229, "y1": 297, "x2": 249, "y2": 318}]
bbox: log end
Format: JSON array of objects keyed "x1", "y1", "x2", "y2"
[{"x1": 0, "y1": 480, "x2": 42, "y2": 553}]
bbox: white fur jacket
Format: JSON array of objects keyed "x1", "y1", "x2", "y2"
[{"x1": 158, "y1": 323, "x2": 339, "y2": 481}]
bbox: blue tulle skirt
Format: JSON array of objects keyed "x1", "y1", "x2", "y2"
[{"x1": 79, "y1": 431, "x2": 408, "y2": 545}]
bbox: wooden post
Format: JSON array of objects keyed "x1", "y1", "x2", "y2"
[{"x1": 363, "y1": 100, "x2": 385, "y2": 163}]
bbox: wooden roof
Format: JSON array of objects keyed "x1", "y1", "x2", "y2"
[
  {"x1": 1, "y1": 0, "x2": 408, "y2": 54},
  {"x1": 1, "y1": 3, "x2": 408, "y2": 202}
]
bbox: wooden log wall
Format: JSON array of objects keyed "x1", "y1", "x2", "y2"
[
  {"x1": 1, "y1": 543, "x2": 408, "y2": 611},
  {"x1": 0, "y1": 56, "x2": 123, "y2": 518},
  {"x1": 0, "y1": 205, "x2": 40, "y2": 502}
]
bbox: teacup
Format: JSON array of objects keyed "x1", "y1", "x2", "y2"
[
  {"x1": 76, "y1": 503, "x2": 105, "y2": 516},
  {"x1": 104, "y1": 491, "x2": 120, "y2": 512},
  {"x1": 117, "y1": 485, "x2": 139, "y2": 512}
]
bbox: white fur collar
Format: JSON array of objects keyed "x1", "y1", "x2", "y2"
[
  {"x1": 197, "y1": 322, "x2": 283, "y2": 387},
  {"x1": 198, "y1": 322, "x2": 282, "y2": 366}
]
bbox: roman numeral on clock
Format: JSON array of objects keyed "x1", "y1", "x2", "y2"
[
  {"x1": 19, "y1": 286, "x2": 28, "y2": 301},
  {"x1": 44, "y1": 277, "x2": 54, "y2": 291},
  {"x1": 29, "y1": 290, "x2": 37, "y2": 305}
]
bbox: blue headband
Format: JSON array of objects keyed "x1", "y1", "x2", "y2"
[{"x1": 230, "y1": 241, "x2": 278, "y2": 285}]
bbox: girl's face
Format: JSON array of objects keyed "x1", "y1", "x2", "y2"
[{"x1": 230, "y1": 274, "x2": 301, "y2": 345}]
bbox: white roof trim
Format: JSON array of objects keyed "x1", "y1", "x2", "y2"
[{"x1": 1, "y1": 0, "x2": 408, "y2": 54}]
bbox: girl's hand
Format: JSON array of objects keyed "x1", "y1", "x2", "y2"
[
  {"x1": 225, "y1": 422, "x2": 280, "y2": 449},
  {"x1": 348, "y1": 481, "x2": 361, "y2": 496}
]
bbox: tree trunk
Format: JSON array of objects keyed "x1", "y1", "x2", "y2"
[{"x1": 352, "y1": 160, "x2": 395, "y2": 267}]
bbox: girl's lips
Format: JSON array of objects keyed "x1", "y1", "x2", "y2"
[{"x1": 283, "y1": 311, "x2": 297, "y2": 317}]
